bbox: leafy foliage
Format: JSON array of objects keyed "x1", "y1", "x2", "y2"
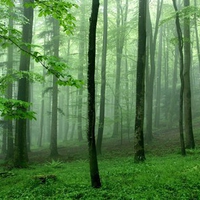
[
  {"x1": 0, "y1": 0, "x2": 83, "y2": 120},
  {"x1": 0, "y1": 98, "x2": 36, "y2": 120},
  {"x1": 27, "y1": 0, "x2": 78, "y2": 35},
  {"x1": 160, "y1": 5, "x2": 200, "y2": 26}
]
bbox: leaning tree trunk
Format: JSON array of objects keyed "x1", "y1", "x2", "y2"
[
  {"x1": 14, "y1": 0, "x2": 34, "y2": 167},
  {"x1": 172, "y1": 0, "x2": 186, "y2": 156},
  {"x1": 134, "y1": 0, "x2": 147, "y2": 163},
  {"x1": 87, "y1": 0, "x2": 101, "y2": 188}
]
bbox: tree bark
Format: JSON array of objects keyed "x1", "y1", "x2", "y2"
[
  {"x1": 183, "y1": 0, "x2": 195, "y2": 149},
  {"x1": 172, "y1": 0, "x2": 186, "y2": 156},
  {"x1": 50, "y1": 19, "x2": 60, "y2": 157},
  {"x1": 14, "y1": 0, "x2": 34, "y2": 167},
  {"x1": 134, "y1": 0, "x2": 147, "y2": 163},
  {"x1": 6, "y1": 7, "x2": 14, "y2": 160},
  {"x1": 97, "y1": 0, "x2": 108, "y2": 155},
  {"x1": 145, "y1": 0, "x2": 163, "y2": 142},
  {"x1": 87, "y1": 0, "x2": 101, "y2": 188}
]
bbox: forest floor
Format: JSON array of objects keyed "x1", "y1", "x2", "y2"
[
  {"x1": 27, "y1": 125, "x2": 200, "y2": 164},
  {"x1": 1, "y1": 125, "x2": 200, "y2": 199}
]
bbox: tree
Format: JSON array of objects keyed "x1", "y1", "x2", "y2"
[
  {"x1": 77, "y1": 0, "x2": 86, "y2": 142},
  {"x1": 172, "y1": 0, "x2": 186, "y2": 156},
  {"x1": 14, "y1": 0, "x2": 34, "y2": 167},
  {"x1": 96, "y1": 0, "x2": 108, "y2": 155},
  {"x1": 145, "y1": 0, "x2": 163, "y2": 142},
  {"x1": 183, "y1": 0, "x2": 195, "y2": 149},
  {"x1": 87, "y1": 0, "x2": 101, "y2": 188},
  {"x1": 50, "y1": 19, "x2": 60, "y2": 157},
  {"x1": 5, "y1": 7, "x2": 14, "y2": 160},
  {"x1": 112, "y1": 0, "x2": 128, "y2": 138},
  {"x1": 134, "y1": 0, "x2": 147, "y2": 163}
]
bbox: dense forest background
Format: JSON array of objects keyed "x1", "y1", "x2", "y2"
[
  {"x1": 0, "y1": 0, "x2": 200, "y2": 171},
  {"x1": 1, "y1": 0, "x2": 200, "y2": 198}
]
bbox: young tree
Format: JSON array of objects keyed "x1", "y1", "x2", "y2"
[
  {"x1": 134, "y1": 0, "x2": 147, "y2": 163},
  {"x1": 172, "y1": 0, "x2": 186, "y2": 156},
  {"x1": 97, "y1": 0, "x2": 108, "y2": 155},
  {"x1": 87, "y1": 0, "x2": 101, "y2": 188},
  {"x1": 77, "y1": 0, "x2": 86, "y2": 142},
  {"x1": 112, "y1": 0, "x2": 128, "y2": 138},
  {"x1": 145, "y1": 0, "x2": 163, "y2": 142}
]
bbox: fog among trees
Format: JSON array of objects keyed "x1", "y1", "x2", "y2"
[{"x1": 1, "y1": 0, "x2": 200, "y2": 198}]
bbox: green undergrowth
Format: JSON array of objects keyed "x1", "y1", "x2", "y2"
[{"x1": 1, "y1": 153, "x2": 200, "y2": 200}]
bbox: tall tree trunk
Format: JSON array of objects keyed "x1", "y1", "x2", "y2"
[
  {"x1": 77, "y1": 0, "x2": 86, "y2": 142},
  {"x1": 38, "y1": 74, "x2": 45, "y2": 147},
  {"x1": 112, "y1": 0, "x2": 128, "y2": 137},
  {"x1": 97, "y1": 0, "x2": 108, "y2": 155},
  {"x1": 183, "y1": 0, "x2": 195, "y2": 149},
  {"x1": 14, "y1": 0, "x2": 34, "y2": 167},
  {"x1": 134, "y1": 0, "x2": 147, "y2": 163},
  {"x1": 172, "y1": 0, "x2": 186, "y2": 156},
  {"x1": 154, "y1": 27, "x2": 163, "y2": 128},
  {"x1": 50, "y1": 19, "x2": 60, "y2": 157},
  {"x1": 6, "y1": 7, "x2": 14, "y2": 160},
  {"x1": 145, "y1": 0, "x2": 163, "y2": 142},
  {"x1": 194, "y1": 0, "x2": 200, "y2": 71},
  {"x1": 63, "y1": 40, "x2": 71, "y2": 142},
  {"x1": 87, "y1": 0, "x2": 101, "y2": 188},
  {"x1": 168, "y1": 46, "x2": 179, "y2": 128}
]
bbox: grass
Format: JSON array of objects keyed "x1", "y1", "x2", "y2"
[{"x1": 1, "y1": 152, "x2": 200, "y2": 200}]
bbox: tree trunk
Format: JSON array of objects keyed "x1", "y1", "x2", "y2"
[
  {"x1": 77, "y1": 0, "x2": 86, "y2": 142},
  {"x1": 194, "y1": 0, "x2": 200, "y2": 71},
  {"x1": 168, "y1": 46, "x2": 178, "y2": 128},
  {"x1": 145, "y1": 0, "x2": 163, "y2": 142},
  {"x1": 154, "y1": 27, "x2": 163, "y2": 128},
  {"x1": 87, "y1": 0, "x2": 101, "y2": 188},
  {"x1": 134, "y1": 0, "x2": 147, "y2": 163},
  {"x1": 50, "y1": 19, "x2": 60, "y2": 157},
  {"x1": 183, "y1": 0, "x2": 195, "y2": 149},
  {"x1": 172, "y1": 0, "x2": 186, "y2": 156},
  {"x1": 112, "y1": 0, "x2": 128, "y2": 137},
  {"x1": 14, "y1": 0, "x2": 34, "y2": 168},
  {"x1": 97, "y1": 0, "x2": 108, "y2": 155},
  {"x1": 6, "y1": 7, "x2": 14, "y2": 160}
]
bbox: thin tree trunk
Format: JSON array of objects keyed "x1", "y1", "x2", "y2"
[
  {"x1": 77, "y1": 0, "x2": 86, "y2": 142},
  {"x1": 168, "y1": 46, "x2": 178, "y2": 128},
  {"x1": 87, "y1": 0, "x2": 101, "y2": 188},
  {"x1": 194, "y1": 0, "x2": 200, "y2": 71},
  {"x1": 172, "y1": 0, "x2": 186, "y2": 156},
  {"x1": 50, "y1": 19, "x2": 60, "y2": 157},
  {"x1": 97, "y1": 0, "x2": 108, "y2": 155},
  {"x1": 112, "y1": 0, "x2": 128, "y2": 137},
  {"x1": 6, "y1": 7, "x2": 14, "y2": 160},
  {"x1": 154, "y1": 27, "x2": 163, "y2": 128},
  {"x1": 145, "y1": 0, "x2": 163, "y2": 142}
]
